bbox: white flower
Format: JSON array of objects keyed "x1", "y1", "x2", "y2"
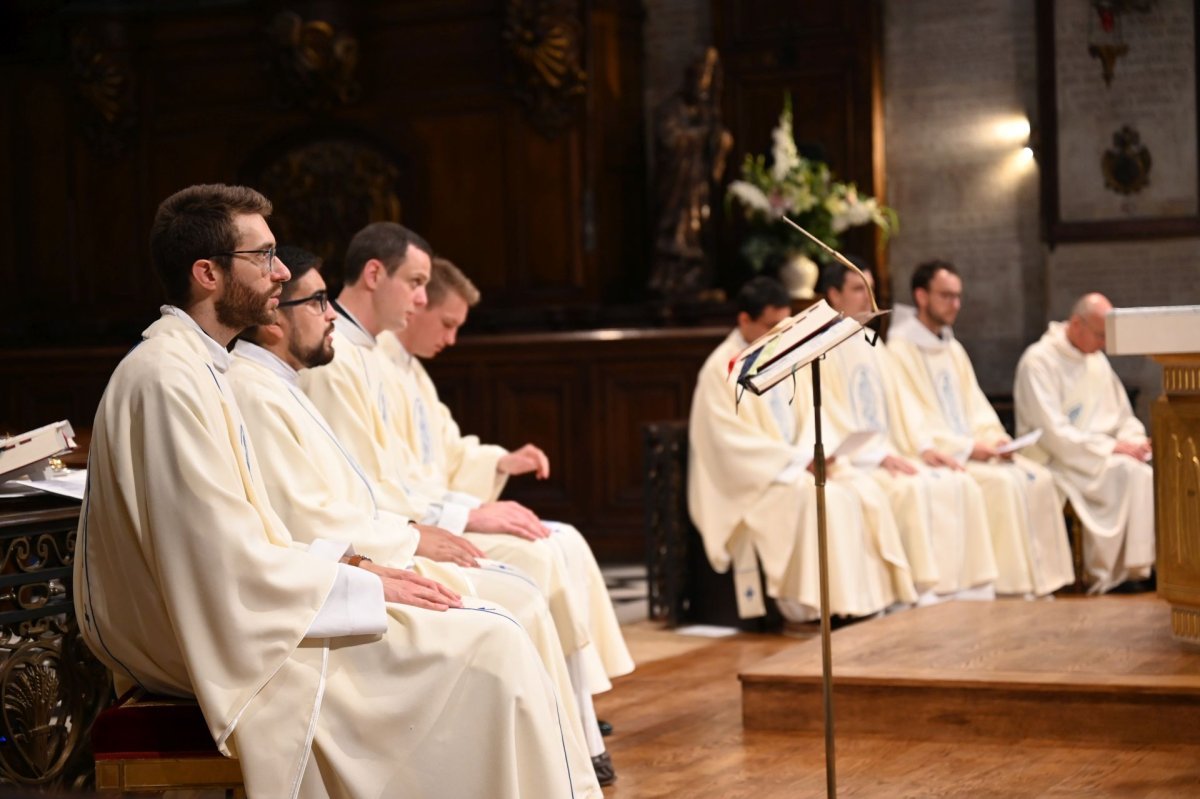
[
  {"x1": 832, "y1": 196, "x2": 877, "y2": 233},
  {"x1": 770, "y1": 113, "x2": 800, "y2": 182},
  {"x1": 728, "y1": 181, "x2": 773, "y2": 215}
]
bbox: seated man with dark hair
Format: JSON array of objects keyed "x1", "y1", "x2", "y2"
[
  {"x1": 818, "y1": 259, "x2": 997, "y2": 604},
  {"x1": 888, "y1": 259, "x2": 1074, "y2": 598},
  {"x1": 76, "y1": 185, "x2": 598, "y2": 799},
  {"x1": 687, "y1": 275, "x2": 917, "y2": 622}
]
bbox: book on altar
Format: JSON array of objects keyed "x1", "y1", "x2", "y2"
[
  {"x1": 729, "y1": 300, "x2": 889, "y2": 395},
  {"x1": 0, "y1": 421, "x2": 77, "y2": 482}
]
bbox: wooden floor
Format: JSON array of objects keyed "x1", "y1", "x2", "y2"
[
  {"x1": 742, "y1": 596, "x2": 1200, "y2": 746},
  {"x1": 596, "y1": 598, "x2": 1200, "y2": 798}
]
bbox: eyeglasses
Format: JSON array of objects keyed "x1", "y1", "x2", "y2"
[
  {"x1": 278, "y1": 290, "x2": 328, "y2": 313},
  {"x1": 212, "y1": 247, "x2": 279, "y2": 276}
]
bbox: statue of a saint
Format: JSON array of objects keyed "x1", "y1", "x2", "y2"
[{"x1": 648, "y1": 47, "x2": 733, "y2": 298}]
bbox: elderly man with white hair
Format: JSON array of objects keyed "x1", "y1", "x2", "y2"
[{"x1": 1014, "y1": 292, "x2": 1155, "y2": 594}]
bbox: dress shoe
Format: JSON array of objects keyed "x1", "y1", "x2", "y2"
[
  {"x1": 598, "y1": 719, "x2": 613, "y2": 737},
  {"x1": 592, "y1": 751, "x2": 616, "y2": 786}
]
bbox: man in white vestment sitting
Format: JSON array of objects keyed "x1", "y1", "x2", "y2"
[
  {"x1": 226, "y1": 245, "x2": 603, "y2": 783},
  {"x1": 299, "y1": 226, "x2": 630, "y2": 785},
  {"x1": 688, "y1": 276, "x2": 917, "y2": 623},
  {"x1": 1014, "y1": 292, "x2": 1155, "y2": 594},
  {"x1": 376, "y1": 255, "x2": 634, "y2": 781},
  {"x1": 75, "y1": 184, "x2": 596, "y2": 799},
  {"x1": 818, "y1": 260, "x2": 998, "y2": 603},
  {"x1": 887, "y1": 259, "x2": 1075, "y2": 598}
]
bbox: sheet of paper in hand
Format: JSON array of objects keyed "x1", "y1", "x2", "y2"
[
  {"x1": 728, "y1": 300, "x2": 889, "y2": 396},
  {"x1": 994, "y1": 429, "x2": 1042, "y2": 455}
]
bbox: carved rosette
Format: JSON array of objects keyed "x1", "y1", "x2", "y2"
[
  {"x1": 503, "y1": 0, "x2": 588, "y2": 138},
  {"x1": 0, "y1": 520, "x2": 110, "y2": 791},
  {"x1": 254, "y1": 139, "x2": 404, "y2": 273},
  {"x1": 69, "y1": 24, "x2": 137, "y2": 158},
  {"x1": 267, "y1": 11, "x2": 362, "y2": 112}
]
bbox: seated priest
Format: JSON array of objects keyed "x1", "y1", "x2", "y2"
[
  {"x1": 375, "y1": 254, "x2": 635, "y2": 770},
  {"x1": 818, "y1": 259, "x2": 998, "y2": 603},
  {"x1": 1014, "y1": 292, "x2": 1155, "y2": 593},
  {"x1": 688, "y1": 276, "x2": 918, "y2": 623},
  {"x1": 887, "y1": 259, "x2": 1075, "y2": 598},
  {"x1": 298, "y1": 228, "x2": 630, "y2": 784},
  {"x1": 226, "y1": 245, "x2": 604, "y2": 787},
  {"x1": 75, "y1": 184, "x2": 596, "y2": 799}
]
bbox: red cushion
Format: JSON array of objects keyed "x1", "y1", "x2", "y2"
[{"x1": 92, "y1": 692, "x2": 221, "y2": 760}]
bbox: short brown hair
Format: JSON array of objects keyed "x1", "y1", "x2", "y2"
[
  {"x1": 428, "y1": 257, "x2": 481, "y2": 308},
  {"x1": 150, "y1": 184, "x2": 272, "y2": 306},
  {"x1": 342, "y1": 221, "x2": 432, "y2": 285}
]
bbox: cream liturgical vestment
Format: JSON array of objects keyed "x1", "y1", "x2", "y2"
[
  {"x1": 1014, "y1": 321, "x2": 1155, "y2": 592},
  {"x1": 821, "y1": 333, "x2": 998, "y2": 599},
  {"x1": 76, "y1": 310, "x2": 589, "y2": 799},
  {"x1": 225, "y1": 339, "x2": 600, "y2": 790},
  {"x1": 887, "y1": 316, "x2": 1075, "y2": 596},
  {"x1": 375, "y1": 329, "x2": 635, "y2": 686},
  {"x1": 688, "y1": 330, "x2": 918, "y2": 620},
  {"x1": 300, "y1": 309, "x2": 630, "y2": 694}
]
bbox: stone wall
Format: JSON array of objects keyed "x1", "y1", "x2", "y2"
[{"x1": 882, "y1": 0, "x2": 1200, "y2": 422}]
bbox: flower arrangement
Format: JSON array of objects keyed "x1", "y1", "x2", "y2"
[{"x1": 726, "y1": 95, "x2": 898, "y2": 276}]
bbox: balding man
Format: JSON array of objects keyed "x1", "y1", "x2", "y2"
[{"x1": 1014, "y1": 293, "x2": 1155, "y2": 594}]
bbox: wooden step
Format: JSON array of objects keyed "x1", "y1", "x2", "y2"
[{"x1": 740, "y1": 596, "x2": 1200, "y2": 746}]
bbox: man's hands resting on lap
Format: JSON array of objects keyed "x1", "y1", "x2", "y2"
[
  {"x1": 357, "y1": 561, "x2": 463, "y2": 611},
  {"x1": 466, "y1": 500, "x2": 551, "y2": 541},
  {"x1": 414, "y1": 523, "x2": 485, "y2": 568}
]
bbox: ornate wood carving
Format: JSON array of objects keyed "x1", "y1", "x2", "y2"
[
  {"x1": 252, "y1": 139, "x2": 404, "y2": 277},
  {"x1": 503, "y1": 0, "x2": 588, "y2": 138},
  {"x1": 69, "y1": 24, "x2": 136, "y2": 158},
  {"x1": 267, "y1": 11, "x2": 361, "y2": 111},
  {"x1": 643, "y1": 421, "x2": 691, "y2": 625},
  {"x1": 1152, "y1": 354, "x2": 1200, "y2": 645},
  {"x1": 0, "y1": 503, "x2": 110, "y2": 792}
]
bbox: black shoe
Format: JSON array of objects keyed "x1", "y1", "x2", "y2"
[
  {"x1": 598, "y1": 719, "x2": 613, "y2": 737},
  {"x1": 592, "y1": 751, "x2": 616, "y2": 786}
]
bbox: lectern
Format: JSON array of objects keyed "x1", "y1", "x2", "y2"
[{"x1": 1107, "y1": 305, "x2": 1200, "y2": 645}]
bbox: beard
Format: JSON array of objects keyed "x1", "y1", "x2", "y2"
[
  {"x1": 216, "y1": 276, "x2": 276, "y2": 330},
  {"x1": 289, "y1": 324, "x2": 336, "y2": 369}
]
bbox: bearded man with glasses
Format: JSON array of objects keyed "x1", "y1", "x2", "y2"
[{"x1": 75, "y1": 184, "x2": 595, "y2": 799}]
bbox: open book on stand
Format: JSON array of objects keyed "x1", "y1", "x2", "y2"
[{"x1": 729, "y1": 299, "x2": 889, "y2": 395}]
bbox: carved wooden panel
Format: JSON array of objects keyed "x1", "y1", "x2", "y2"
[
  {"x1": 3, "y1": 0, "x2": 646, "y2": 347},
  {"x1": 1153, "y1": 362, "x2": 1200, "y2": 637},
  {"x1": 428, "y1": 327, "x2": 727, "y2": 560}
]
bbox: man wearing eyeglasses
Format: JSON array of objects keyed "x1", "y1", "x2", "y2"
[
  {"x1": 299, "y1": 224, "x2": 628, "y2": 786},
  {"x1": 1013, "y1": 293, "x2": 1155, "y2": 594},
  {"x1": 75, "y1": 184, "x2": 592, "y2": 799},
  {"x1": 225, "y1": 246, "x2": 601, "y2": 792},
  {"x1": 888, "y1": 260, "x2": 1075, "y2": 599}
]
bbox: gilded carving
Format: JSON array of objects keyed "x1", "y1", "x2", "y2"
[
  {"x1": 268, "y1": 11, "x2": 361, "y2": 111},
  {"x1": 503, "y1": 0, "x2": 588, "y2": 137},
  {"x1": 1, "y1": 521, "x2": 110, "y2": 791},
  {"x1": 254, "y1": 139, "x2": 403, "y2": 274},
  {"x1": 69, "y1": 25, "x2": 136, "y2": 158}
]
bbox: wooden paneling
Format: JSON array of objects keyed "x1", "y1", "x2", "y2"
[
  {"x1": 713, "y1": 0, "x2": 888, "y2": 300},
  {"x1": 2, "y1": 1, "x2": 646, "y2": 346},
  {"x1": 428, "y1": 327, "x2": 727, "y2": 560}
]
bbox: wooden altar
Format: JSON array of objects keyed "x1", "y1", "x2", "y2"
[{"x1": 1108, "y1": 305, "x2": 1200, "y2": 645}]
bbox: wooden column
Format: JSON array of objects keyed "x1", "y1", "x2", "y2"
[{"x1": 1152, "y1": 354, "x2": 1200, "y2": 645}]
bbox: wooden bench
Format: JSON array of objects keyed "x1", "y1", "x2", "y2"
[{"x1": 92, "y1": 689, "x2": 244, "y2": 797}]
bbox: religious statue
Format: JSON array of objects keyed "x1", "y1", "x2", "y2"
[{"x1": 648, "y1": 47, "x2": 733, "y2": 299}]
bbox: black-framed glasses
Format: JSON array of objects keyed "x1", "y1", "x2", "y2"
[
  {"x1": 211, "y1": 247, "x2": 279, "y2": 276},
  {"x1": 278, "y1": 290, "x2": 328, "y2": 313}
]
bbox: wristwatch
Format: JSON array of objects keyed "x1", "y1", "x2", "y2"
[{"x1": 346, "y1": 554, "x2": 373, "y2": 568}]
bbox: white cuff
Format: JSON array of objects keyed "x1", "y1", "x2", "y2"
[
  {"x1": 433, "y1": 501, "x2": 470, "y2": 535},
  {"x1": 306, "y1": 563, "x2": 387, "y2": 638},
  {"x1": 307, "y1": 538, "x2": 354, "y2": 562},
  {"x1": 443, "y1": 490, "x2": 483, "y2": 510}
]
